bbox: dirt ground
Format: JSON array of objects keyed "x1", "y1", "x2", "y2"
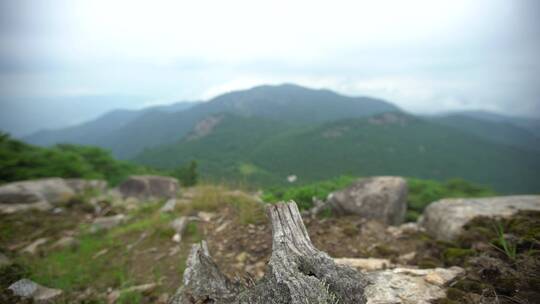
[{"x1": 1, "y1": 190, "x2": 539, "y2": 304}]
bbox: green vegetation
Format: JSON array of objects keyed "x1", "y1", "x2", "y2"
[
  {"x1": 406, "y1": 178, "x2": 496, "y2": 221},
  {"x1": 135, "y1": 113, "x2": 540, "y2": 194},
  {"x1": 491, "y1": 222, "x2": 517, "y2": 261},
  {"x1": 262, "y1": 175, "x2": 496, "y2": 221},
  {"x1": 432, "y1": 211, "x2": 540, "y2": 303},
  {"x1": 171, "y1": 160, "x2": 198, "y2": 186},
  {"x1": 262, "y1": 176, "x2": 356, "y2": 210},
  {"x1": 0, "y1": 133, "x2": 159, "y2": 186},
  {"x1": 184, "y1": 185, "x2": 265, "y2": 225}
]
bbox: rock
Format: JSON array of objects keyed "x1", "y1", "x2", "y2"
[
  {"x1": 0, "y1": 201, "x2": 53, "y2": 214},
  {"x1": 107, "y1": 283, "x2": 157, "y2": 304},
  {"x1": 51, "y1": 236, "x2": 79, "y2": 250},
  {"x1": 0, "y1": 178, "x2": 75, "y2": 204},
  {"x1": 0, "y1": 178, "x2": 76, "y2": 213},
  {"x1": 364, "y1": 267, "x2": 464, "y2": 304},
  {"x1": 328, "y1": 176, "x2": 408, "y2": 225},
  {"x1": 117, "y1": 175, "x2": 179, "y2": 200},
  {"x1": 386, "y1": 222, "x2": 423, "y2": 237},
  {"x1": 397, "y1": 252, "x2": 416, "y2": 264},
  {"x1": 8, "y1": 279, "x2": 63, "y2": 302},
  {"x1": 93, "y1": 249, "x2": 109, "y2": 259},
  {"x1": 0, "y1": 252, "x2": 11, "y2": 268},
  {"x1": 21, "y1": 238, "x2": 48, "y2": 255},
  {"x1": 160, "y1": 198, "x2": 178, "y2": 212},
  {"x1": 91, "y1": 214, "x2": 127, "y2": 233},
  {"x1": 420, "y1": 195, "x2": 540, "y2": 241},
  {"x1": 170, "y1": 217, "x2": 189, "y2": 234},
  {"x1": 334, "y1": 257, "x2": 394, "y2": 271},
  {"x1": 197, "y1": 211, "x2": 214, "y2": 222},
  {"x1": 64, "y1": 179, "x2": 108, "y2": 194}
]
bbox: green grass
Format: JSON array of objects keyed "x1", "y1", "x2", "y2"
[
  {"x1": 492, "y1": 222, "x2": 517, "y2": 261},
  {"x1": 117, "y1": 290, "x2": 143, "y2": 304},
  {"x1": 24, "y1": 233, "x2": 127, "y2": 292},
  {"x1": 188, "y1": 184, "x2": 266, "y2": 225}
]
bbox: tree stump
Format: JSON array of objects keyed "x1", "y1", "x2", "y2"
[{"x1": 169, "y1": 201, "x2": 368, "y2": 304}]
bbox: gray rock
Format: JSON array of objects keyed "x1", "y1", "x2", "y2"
[
  {"x1": 22, "y1": 238, "x2": 48, "y2": 255},
  {"x1": 51, "y1": 236, "x2": 79, "y2": 250},
  {"x1": 420, "y1": 195, "x2": 540, "y2": 241},
  {"x1": 90, "y1": 214, "x2": 127, "y2": 233},
  {"x1": 328, "y1": 176, "x2": 408, "y2": 225},
  {"x1": 365, "y1": 267, "x2": 464, "y2": 304},
  {"x1": 8, "y1": 279, "x2": 63, "y2": 302},
  {"x1": 117, "y1": 175, "x2": 179, "y2": 200},
  {"x1": 64, "y1": 179, "x2": 108, "y2": 194},
  {"x1": 160, "y1": 198, "x2": 178, "y2": 213},
  {"x1": 0, "y1": 178, "x2": 75, "y2": 205},
  {"x1": 0, "y1": 201, "x2": 53, "y2": 214}
]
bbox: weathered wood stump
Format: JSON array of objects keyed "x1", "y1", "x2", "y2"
[{"x1": 169, "y1": 201, "x2": 368, "y2": 304}]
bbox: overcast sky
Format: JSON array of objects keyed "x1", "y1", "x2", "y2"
[{"x1": 1, "y1": 0, "x2": 539, "y2": 131}]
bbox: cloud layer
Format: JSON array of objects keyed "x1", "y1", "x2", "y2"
[{"x1": 1, "y1": 0, "x2": 539, "y2": 117}]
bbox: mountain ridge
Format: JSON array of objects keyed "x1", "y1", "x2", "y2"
[{"x1": 24, "y1": 84, "x2": 400, "y2": 158}]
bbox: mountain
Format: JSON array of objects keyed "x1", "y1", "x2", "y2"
[
  {"x1": 427, "y1": 114, "x2": 540, "y2": 151},
  {"x1": 444, "y1": 110, "x2": 540, "y2": 138},
  {"x1": 24, "y1": 101, "x2": 198, "y2": 148},
  {"x1": 134, "y1": 112, "x2": 540, "y2": 193},
  {"x1": 0, "y1": 95, "x2": 154, "y2": 137},
  {"x1": 25, "y1": 84, "x2": 400, "y2": 158}
]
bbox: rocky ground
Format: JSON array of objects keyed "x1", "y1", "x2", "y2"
[{"x1": 1, "y1": 179, "x2": 539, "y2": 303}]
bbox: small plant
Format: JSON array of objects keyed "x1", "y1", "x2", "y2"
[
  {"x1": 491, "y1": 221, "x2": 517, "y2": 261},
  {"x1": 191, "y1": 185, "x2": 226, "y2": 211}
]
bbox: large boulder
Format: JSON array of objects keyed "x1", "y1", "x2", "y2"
[
  {"x1": 327, "y1": 176, "x2": 408, "y2": 225},
  {"x1": 0, "y1": 178, "x2": 75, "y2": 205},
  {"x1": 0, "y1": 178, "x2": 77, "y2": 213},
  {"x1": 420, "y1": 195, "x2": 540, "y2": 241},
  {"x1": 117, "y1": 175, "x2": 179, "y2": 200}
]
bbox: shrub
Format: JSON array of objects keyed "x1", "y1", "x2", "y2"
[{"x1": 171, "y1": 160, "x2": 198, "y2": 187}]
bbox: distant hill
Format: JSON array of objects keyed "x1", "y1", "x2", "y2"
[
  {"x1": 444, "y1": 110, "x2": 540, "y2": 138},
  {"x1": 0, "y1": 95, "x2": 155, "y2": 137},
  {"x1": 25, "y1": 84, "x2": 400, "y2": 158},
  {"x1": 134, "y1": 112, "x2": 540, "y2": 193},
  {"x1": 427, "y1": 114, "x2": 540, "y2": 151},
  {"x1": 24, "y1": 101, "x2": 198, "y2": 148}
]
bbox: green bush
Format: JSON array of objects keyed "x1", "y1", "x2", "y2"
[
  {"x1": 262, "y1": 176, "x2": 356, "y2": 210},
  {"x1": 0, "y1": 133, "x2": 160, "y2": 186},
  {"x1": 407, "y1": 178, "x2": 495, "y2": 221},
  {"x1": 171, "y1": 160, "x2": 198, "y2": 186}
]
